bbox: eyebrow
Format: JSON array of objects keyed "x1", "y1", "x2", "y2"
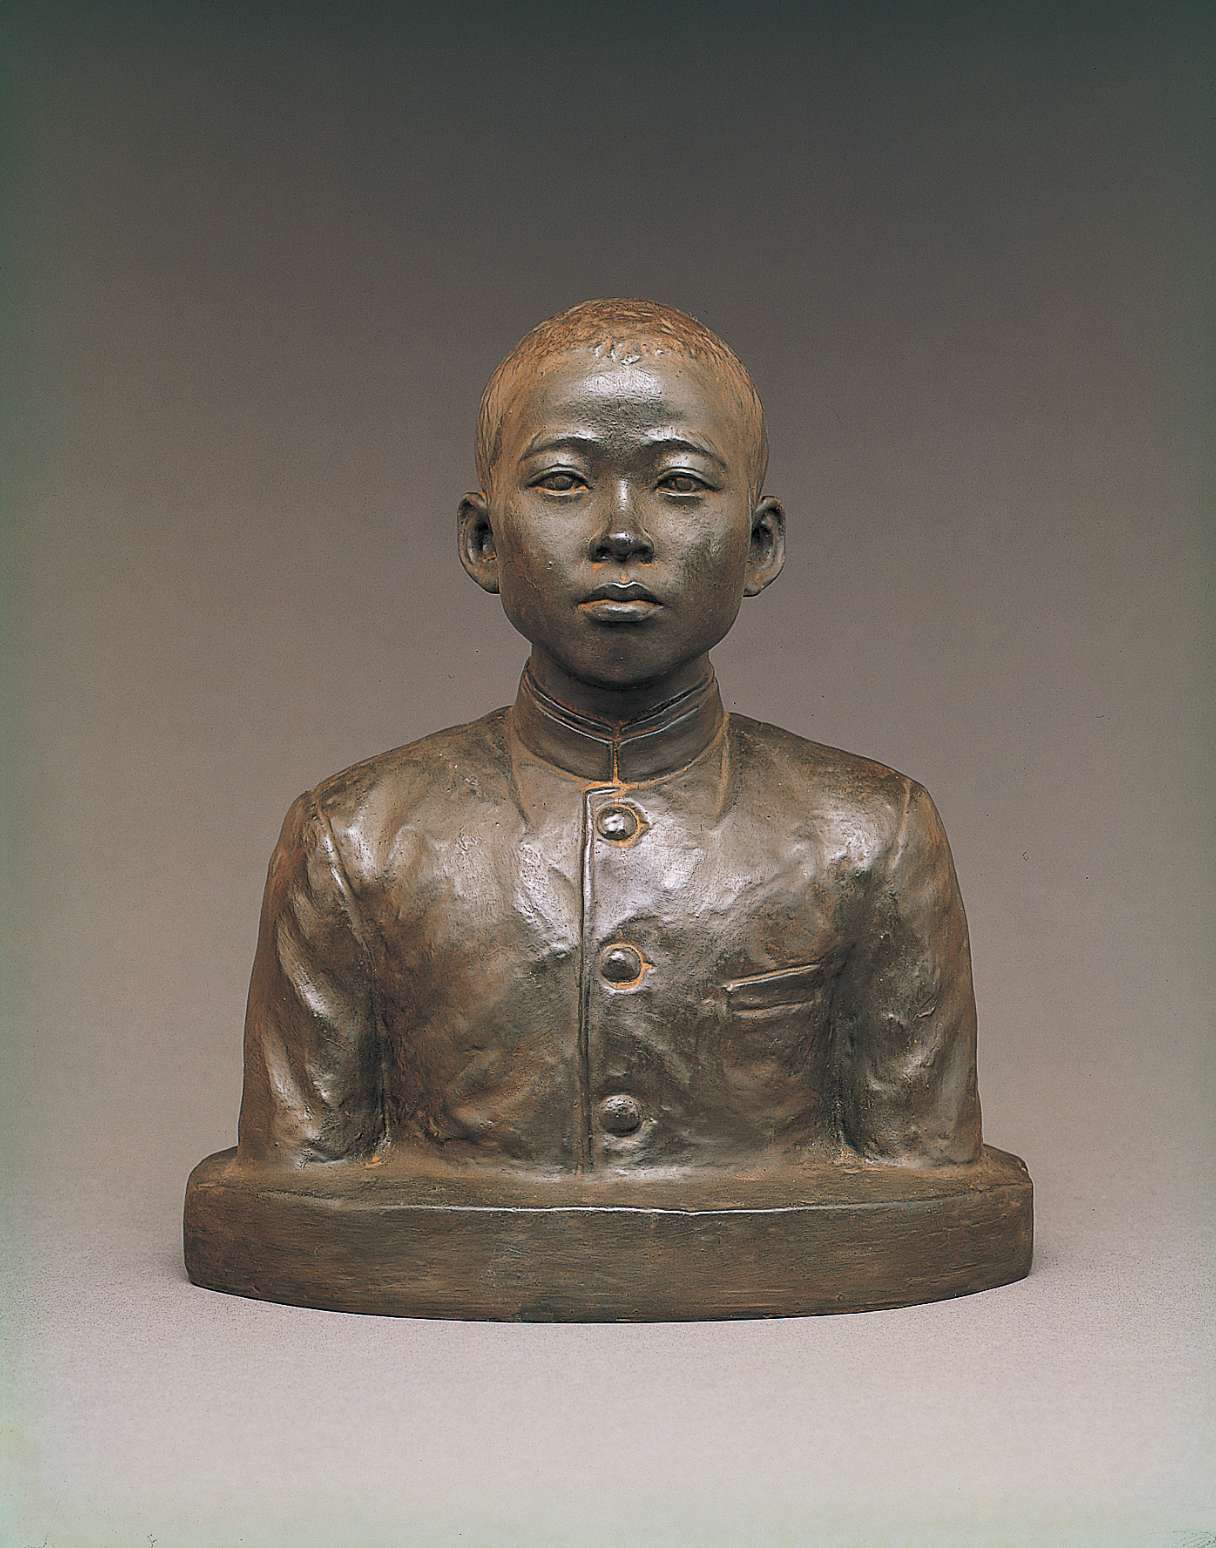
[
  {"x1": 521, "y1": 433, "x2": 601, "y2": 460},
  {"x1": 520, "y1": 432, "x2": 728, "y2": 469},
  {"x1": 644, "y1": 434, "x2": 726, "y2": 469}
]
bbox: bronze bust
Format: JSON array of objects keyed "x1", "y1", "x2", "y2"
[{"x1": 185, "y1": 298, "x2": 1032, "y2": 1319}]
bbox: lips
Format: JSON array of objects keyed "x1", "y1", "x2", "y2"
[
  {"x1": 578, "y1": 581, "x2": 663, "y2": 624},
  {"x1": 582, "y1": 581, "x2": 661, "y2": 605}
]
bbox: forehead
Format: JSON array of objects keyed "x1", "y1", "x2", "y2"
[{"x1": 498, "y1": 347, "x2": 751, "y2": 459}]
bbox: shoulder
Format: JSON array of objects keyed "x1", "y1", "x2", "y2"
[
  {"x1": 727, "y1": 711, "x2": 919, "y2": 811},
  {"x1": 726, "y1": 712, "x2": 940, "y2": 864},
  {"x1": 279, "y1": 708, "x2": 513, "y2": 879}
]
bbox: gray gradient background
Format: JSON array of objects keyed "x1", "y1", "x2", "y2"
[{"x1": 4, "y1": 2, "x2": 1213, "y2": 1544}]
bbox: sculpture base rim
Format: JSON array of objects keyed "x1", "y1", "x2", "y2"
[{"x1": 184, "y1": 1145, "x2": 1033, "y2": 1321}]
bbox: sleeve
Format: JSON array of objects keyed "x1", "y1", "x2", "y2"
[
  {"x1": 834, "y1": 778, "x2": 983, "y2": 1165},
  {"x1": 235, "y1": 789, "x2": 384, "y2": 1165}
]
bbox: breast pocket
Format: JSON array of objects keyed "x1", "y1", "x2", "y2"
[{"x1": 721, "y1": 960, "x2": 826, "y2": 1014}]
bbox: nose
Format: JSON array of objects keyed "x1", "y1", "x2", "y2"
[{"x1": 589, "y1": 481, "x2": 655, "y2": 563}]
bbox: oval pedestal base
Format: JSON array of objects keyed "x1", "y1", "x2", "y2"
[{"x1": 184, "y1": 1146, "x2": 1032, "y2": 1321}]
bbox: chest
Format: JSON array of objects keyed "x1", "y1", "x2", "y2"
[{"x1": 367, "y1": 771, "x2": 863, "y2": 1034}]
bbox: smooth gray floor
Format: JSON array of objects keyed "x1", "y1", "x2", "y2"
[{"x1": 4, "y1": 1138, "x2": 1213, "y2": 1546}]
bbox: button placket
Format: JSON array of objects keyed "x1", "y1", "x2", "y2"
[{"x1": 580, "y1": 788, "x2": 658, "y2": 1163}]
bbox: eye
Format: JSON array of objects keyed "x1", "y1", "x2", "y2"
[
  {"x1": 531, "y1": 469, "x2": 587, "y2": 494},
  {"x1": 657, "y1": 471, "x2": 709, "y2": 495}
]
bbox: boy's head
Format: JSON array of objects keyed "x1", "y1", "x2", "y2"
[
  {"x1": 475, "y1": 299, "x2": 769, "y2": 501},
  {"x1": 459, "y1": 298, "x2": 785, "y2": 694}
]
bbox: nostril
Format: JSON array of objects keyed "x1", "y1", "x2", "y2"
[{"x1": 589, "y1": 525, "x2": 655, "y2": 563}]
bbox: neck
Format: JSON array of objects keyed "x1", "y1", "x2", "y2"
[{"x1": 525, "y1": 647, "x2": 714, "y2": 726}]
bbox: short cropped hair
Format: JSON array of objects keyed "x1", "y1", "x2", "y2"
[{"x1": 475, "y1": 298, "x2": 768, "y2": 497}]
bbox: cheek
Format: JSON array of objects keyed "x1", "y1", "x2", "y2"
[
  {"x1": 495, "y1": 506, "x2": 576, "y2": 612},
  {"x1": 667, "y1": 518, "x2": 750, "y2": 594}
]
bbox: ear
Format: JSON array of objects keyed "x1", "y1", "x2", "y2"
[
  {"x1": 457, "y1": 492, "x2": 500, "y2": 594},
  {"x1": 743, "y1": 495, "x2": 786, "y2": 596}
]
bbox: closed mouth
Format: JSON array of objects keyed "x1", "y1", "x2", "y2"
[
  {"x1": 580, "y1": 582, "x2": 661, "y2": 605},
  {"x1": 578, "y1": 581, "x2": 663, "y2": 625}
]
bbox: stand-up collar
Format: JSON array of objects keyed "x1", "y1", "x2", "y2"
[{"x1": 510, "y1": 665, "x2": 726, "y2": 783}]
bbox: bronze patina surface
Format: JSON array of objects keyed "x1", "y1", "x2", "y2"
[{"x1": 185, "y1": 298, "x2": 1032, "y2": 1319}]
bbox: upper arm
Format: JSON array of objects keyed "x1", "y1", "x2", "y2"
[
  {"x1": 835, "y1": 777, "x2": 982, "y2": 1165},
  {"x1": 236, "y1": 789, "x2": 382, "y2": 1165}
]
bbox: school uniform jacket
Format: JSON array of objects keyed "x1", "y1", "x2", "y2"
[{"x1": 236, "y1": 667, "x2": 982, "y2": 1175}]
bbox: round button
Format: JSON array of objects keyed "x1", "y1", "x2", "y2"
[
  {"x1": 600, "y1": 944, "x2": 644, "y2": 984},
  {"x1": 596, "y1": 803, "x2": 641, "y2": 842},
  {"x1": 599, "y1": 1093, "x2": 643, "y2": 1135}
]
